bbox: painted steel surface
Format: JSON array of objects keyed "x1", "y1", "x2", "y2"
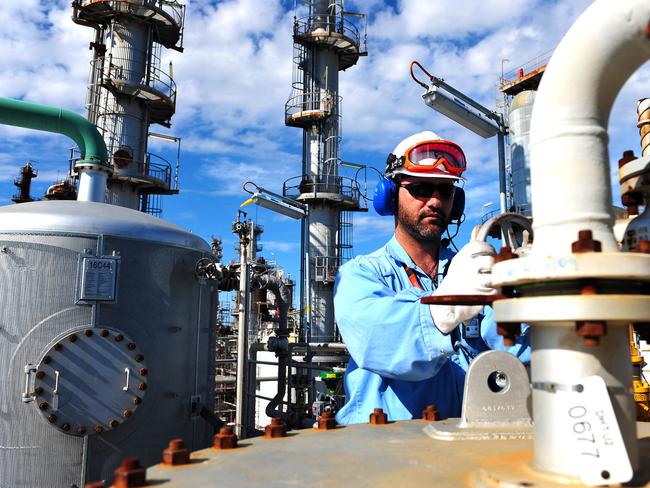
[{"x1": 146, "y1": 420, "x2": 650, "y2": 487}]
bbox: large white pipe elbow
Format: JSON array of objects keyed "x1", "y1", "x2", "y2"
[{"x1": 530, "y1": 0, "x2": 650, "y2": 254}]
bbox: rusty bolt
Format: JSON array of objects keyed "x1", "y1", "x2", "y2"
[
  {"x1": 264, "y1": 417, "x2": 287, "y2": 438},
  {"x1": 100, "y1": 329, "x2": 109, "y2": 337},
  {"x1": 139, "y1": 368, "x2": 148, "y2": 376},
  {"x1": 47, "y1": 414, "x2": 57, "y2": 423},
  {"x1": 54, "y1": 343, "x2": 63, "y2": 352},
  {"x1": 213, "y1": 426, "x2": 238, "y2": 449},
  {"x1": 109, "y1": 419, "x2": 120, "y2": 429},
  {"x1": 134, "y1": 354, "x2": 144, "y2": 362},
  {"x1": 84, "y1": 329, "x2": 93, "y2": 337},
  {"x1": 163, "y1": 438, "x2": 191, "y2": 465},
  {"x1": 572, "y1": 229, "x2": 602, "y2": 253},
  {"x1": 422, "y1": 405, "x2": 441, "y2": 421},
  {"x1": 123, "y1": 409, "x2": 133, "y2": 418},
  {"x1": 35, "y1": 370, "x2": 45, "y2": 379},
  {"x1": 85, "y1": 482, "x2": 105, "y2": 488},
  {"x1": 38, "y1": 401, "x2": 49, "y2": 410},
  {"x1": 576, "y1": 321, "x2": 607, "y2": 347},
  {"x1": 34, "y1": 386, "x2": 43, "y2": 396},
  {"x1": 618, "y1": 150, "x2": 636, "y2": 168},
  {"x1": 137, "y1": 383, "x2": 147, "y2": 391},
  {"x1": 317, "y1": 410, "x2": 337, "y2": 430},
  {"x1": 61, "y1": 422, "x2": 70, "y2": 432},
  {"x1": 132, "y1": 396, "x2": 142, "y2": 406},
  {"x1": 127, "y1": 342, "x2": 136, "y2": 350},
  {"x1": 113, "y1": 457, "x2": 146, "y2": 488},
  {"x1": 369, "y1": 407, "x2": 388, "y2": 425},
  {"x1": 638, "y1": 240, "x2": 650, "y2": 254},
  {"x1": 115, "y1": 333, "x2": 124, "y2": 342},
  {"x1": 494, "y1": 246, "x2": 518, "y2": 264},
  {"x1": 94, "y1": 425, "x2": 104, "y2": 434},
  {"x1": 42, "y1": 355, "x2": 52, "y2": 364},
  {"x1": 497, "y1": 322, "x2": 521, "y2": 346},
  {"x1": 69, "y1": 334, "x2": 78, "y2": 343},
  {"x1": 77, "y1": 426, "x2": 87, "y2": 435}
]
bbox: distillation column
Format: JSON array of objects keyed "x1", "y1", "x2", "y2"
[
  {"x1": 284, "y1": 0, "x2": 367, "y2": 342},
  {"x1": 72, "y1": 0, "x2": 184, "y2": 214}
]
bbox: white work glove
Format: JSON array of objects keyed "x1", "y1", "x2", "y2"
[{"x1": 429, "y1": 240, "x2": 497, "y2": 334}]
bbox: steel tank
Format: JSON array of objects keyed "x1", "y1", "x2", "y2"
[
  {"x1": 0, "y1": 200, "x2": 216, "y2": 487},
  {"x1": 509, "y1": 90, "x2": 536, "y2": 216}
]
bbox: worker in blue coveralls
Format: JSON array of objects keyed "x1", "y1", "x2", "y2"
[{"x1": 333, "y1": 130, "x2": 530, "y2": 425}]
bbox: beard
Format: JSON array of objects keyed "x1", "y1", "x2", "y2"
[{"x1": 397, "y1": 203, "x2": 448, "y2": 242}]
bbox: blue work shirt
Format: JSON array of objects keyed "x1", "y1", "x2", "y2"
[{"x1": 333, "y1": 236, "x2": 530, "y2": 425}]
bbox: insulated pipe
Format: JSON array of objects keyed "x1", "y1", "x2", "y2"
[
  {"x1": 251, "y1": 274, "x2": 292, "y2": 421},
  {"x1": 0, "y1": 97, "x2": 111, "y2": 202},
  {"x1": 529, "y1": 1, "x2": 650, "y2": 254}
]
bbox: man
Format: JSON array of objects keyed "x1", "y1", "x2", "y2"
[{"x1": 333, "y1": 131, "x2": 529, "y2": 425}]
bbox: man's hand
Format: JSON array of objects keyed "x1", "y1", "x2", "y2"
[{"x1": 429, "y1": 240, "x2": 497, "y2": 334}]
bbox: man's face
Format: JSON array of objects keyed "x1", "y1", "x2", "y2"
[{"x1": 396, "y1": 176, "x2": 456, "y2": 242}]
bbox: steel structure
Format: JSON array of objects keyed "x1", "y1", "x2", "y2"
[
  {"x1": 283, "y1": 0, "x2": 367, "y2": 343},
  {"x1": 72, "y1": 0, "x2": 185, "y2": 215}
]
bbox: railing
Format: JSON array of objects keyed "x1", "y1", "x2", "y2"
[
  {"x1": 283, "y1": 174, "x2": 361, "y2": 202},
  {"x1": 93, "y1": 55, "x2": 176, "y2": 104},
  {"x1": 314, "y1": 255, "x2": 339, "y2": 283},
  {"x1": 79, "y1": 0, "x2": 185, "y2": 27},
  {"x1": 293, "y1": 16, "x2": 363, "y2": 49},
  {"x1": 501, "y1": 49, "x2": 553, "y2": 86},
  {"x1": 144, "y1": 152, "x2": 173, "y2": 187},
  {"x1": 285, "y1": 89, "x2": 340, "y2": 122}
]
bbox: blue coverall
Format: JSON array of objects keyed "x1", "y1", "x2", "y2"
[{"x1": 333, "y1": 236, "x2": 530, "y2": 425}]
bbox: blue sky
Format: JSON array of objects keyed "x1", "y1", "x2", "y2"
[{"x1": 0, "y1": 0, "x2": 648, "y2": 286}]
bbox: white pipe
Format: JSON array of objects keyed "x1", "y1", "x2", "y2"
[
  {"x1": 77, "y1": 168, "x2": 108, "y2": 203},
  {"x1": 529, "y1": 0, "x2": 650, "y2": 255}
]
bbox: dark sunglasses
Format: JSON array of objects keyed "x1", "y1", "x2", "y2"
[{"x1": 400, "y1": 182, "x2": 456, "y2": 199}]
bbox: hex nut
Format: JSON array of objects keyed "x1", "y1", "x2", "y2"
[
  {"x1": 94, "y1": 425, "x2": 104, "y2": 434},
  {"x1": 132, "y1": 396, "x2": 142, "y2": 406},
  {"x1": 317, "y1": 411, "x2": 337, "y2": 430},
  {"x1": 264, "y1": 417, "x2": 287, "y2": 438},
  {"x1": 100, "y1": 329, "x2": 109, "y2": 337},
  {"x1": 35, "y1": 370, "x2": 45, "y2": 379},
  {"x1": 84, "y1": 329, "x2": 94, "y2": 337},
  {"x1": 109, "y1": 419, "x2": 119, "y2": 429},
  {"x1": 47, "y1": 414, "x2": 57, "y2": 423},
  {"x1": 369, "y1": 408, "x2": 388, "y2": 425},
  {"x1": 139, "y1": 368, "x2": 148, "y2": 376},
  {"x1": 137, "y1": 383, "x2": 147, "y2": 391},
  {"x1": 54, "y1": 343, "x2": 63, "y2": 352},
  {"x1": 62, "y1": 422, "x2": 71, "y2": 431},
  {"x1": 213, "y1": 427, "x2": 238, "y2": 449},
  {"x1": 42, "y1": 355, "x2": 52, "y2": 364},
  {"x1": 69, "y1": 334, "x2": 78, "y2": 343},
  {"x1": 422, "y1": 405, "x2": 441, "y2": 421},
  {"x1": 113, "y1": 457, "x2": 146, "y2": 488},
  {"x1": 77, "y1": 426, "x2": 87, "y2": 435},
  {"x1": 115, "y1": 333, "x2": 124, "y2": 342},
  {"x1": 163, "y1": 438, "x2": 191, "y2": 465},
  {"x1": 127, "y1": 342, "x2": 136, "y2": 350},
  {"x1": 571, "y1": 229, "x2": 602, "y2": 253},
  {"x1": 34, "y1": 386, "x2": 44, "y2": 396},
  {"x1": 134, "y1": 354, "x2": 144, "y2": 362},
  {"x1": 38, "y1": 401, "x2": 49, "y2": 410}
]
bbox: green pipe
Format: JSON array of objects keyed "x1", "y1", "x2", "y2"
[{"x1": 0, "y1": 97, "x2": 109, "y2": 167}]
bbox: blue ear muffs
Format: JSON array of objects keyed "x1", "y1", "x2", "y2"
[
  {"x1": 373, "y1": 178, "x2": 397, "y2": 216},
  {"x1": 373, "y1": 179, "x2": 465, "y2": 223}
]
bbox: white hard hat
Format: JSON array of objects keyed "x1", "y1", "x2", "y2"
[{"x1": 386, "y1": 130, "x2": 466, "y2": 180}]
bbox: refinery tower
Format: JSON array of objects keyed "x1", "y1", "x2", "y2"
[
  {"x1": 72, "y1": 0, "x2": 184, "y2": 215},
  {"x1": 283, "y1": 0, "x2": 367, "y2": 343}
]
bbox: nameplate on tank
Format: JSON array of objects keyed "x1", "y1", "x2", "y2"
[{"x1": 78, "y1": 256, "x2": 119, "y2": 302}]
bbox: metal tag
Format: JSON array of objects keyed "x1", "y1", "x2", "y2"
[
  {"x1": 79, "y1": 257, "x2": 118, "y2": 301},
  {"x1": 558, "y1": 375, "x2": 632, "y2": 485}
]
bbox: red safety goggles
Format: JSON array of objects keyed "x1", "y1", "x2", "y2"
[{"x1": 400, "y1": 140, "x2": 467, "y2": 177}]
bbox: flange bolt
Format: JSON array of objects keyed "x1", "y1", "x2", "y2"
[
  {"x1": 213, "y1": 426, "x2": 238, "y2": 449},
  {"x1": 369, "y1": 407, "x2": 388, "y2": 425},
  {"x1": 264, "y1": 417, "x2": 287, "y2": 438}
]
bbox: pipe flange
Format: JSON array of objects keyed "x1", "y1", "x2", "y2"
[
  {"x1": 494, "y1": 295, "x2": 650, "y2": 323},
  {"x1": 32, "y1": 326, "x2": 147, "y2": 436},
  {"x1": 492, "y1": 252, "x2": 650, "y2": 287}
]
